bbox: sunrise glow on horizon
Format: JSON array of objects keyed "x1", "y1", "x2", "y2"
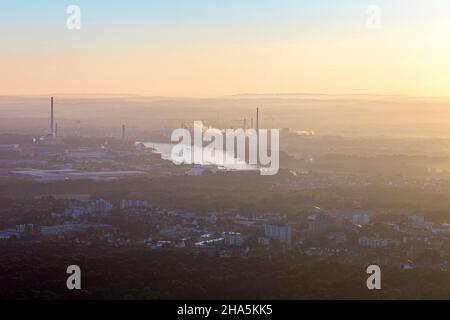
[{"x1": 1, "y1": 0, "x2": 450, "y2": 97}]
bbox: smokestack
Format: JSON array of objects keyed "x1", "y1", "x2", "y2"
[
  {"x1": 256, "y1": 107, "x2": 259, "y2": 163},
  {"x1": 122, "y1": 124, "x2": 126, "y2": 140},
  {"x1": 50, "y1": 97, "x2": 54, "y2": 137},
  {"x1": 256, "y1": 107, "x2": 259, "y2": 132},
  {"x1": 55, "y1": 122, "x2": 58, "y2": 138}
]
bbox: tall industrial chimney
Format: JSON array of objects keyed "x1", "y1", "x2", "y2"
[
  {"x1": 50, "y1": 97, "x2": 54, "y2": 137},
  {"x1": 256, "y1": 107, "x2": 259, "y2": 132},
  {"x1": 256, "y1": 107, "x2": 260, "y2": 163},
  {"x1": 122, "y1": 124, "x2": 126, "y2": 140}
]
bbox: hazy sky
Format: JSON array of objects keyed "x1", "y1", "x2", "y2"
[{"x1": 1, "y1": 0, "x2": 449, "y2": 96}]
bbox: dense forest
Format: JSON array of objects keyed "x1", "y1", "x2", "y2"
[{"x1": 1, "y1": 243, "x2": 450, "y2": 300}]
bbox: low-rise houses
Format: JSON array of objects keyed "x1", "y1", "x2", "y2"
[
  {"x1": 120, "y1": 199, "x2": 149, "y2": 210},
  {"x1": 358, "y1": 236, "x2": 389, "y2": 249},
  {"x1": 65, "y1": 199, "x2": 113, "y2": 219}
]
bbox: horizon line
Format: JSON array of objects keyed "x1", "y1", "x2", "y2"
[{"x1": 1, "y1": 92, "x2": 450, "y2": 100}]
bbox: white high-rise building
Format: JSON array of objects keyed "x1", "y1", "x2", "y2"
[
  {"x1": 352, "y1": 213, "x2": 371, "y2": 226},
  {"x1": 264, "y1": 224, "x2": 292, "y2": 246},
  {"x1": 223, "y1": 232, "x2": 246, "y2": 246}
]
